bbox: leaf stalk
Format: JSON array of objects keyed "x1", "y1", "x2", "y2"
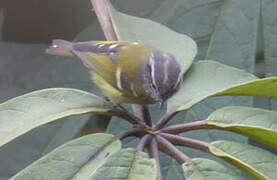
[
  {"x1": 160, "y1": 120, "x2": 210, "y2": 134},
  {"x1": 155, "y1": 135, "x2": 190, "y2": 163}
]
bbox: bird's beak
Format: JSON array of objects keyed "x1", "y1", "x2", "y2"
[{"x1": 159, "y1": 100, "x2": 165, "y2": 109}]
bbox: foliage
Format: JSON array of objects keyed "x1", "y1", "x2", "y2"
[{"x1": 0, "y1": 0, "x2": 276, "y2": 180}]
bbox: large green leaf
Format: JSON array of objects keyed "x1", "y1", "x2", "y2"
[
  {"x1": 168, "y1": 61, "x2": 277, "y2": 112},
  {"x1": 92, "y1": 148, "x2": 157, "y2": 180},
  {"x1": 262, "y1": 0, "x2": 277, "y2": 78},
  {"x1": 0, "y1": 42, "x2": 103, "y2": 179},
  {"x1": 0, "y1": 88, "x2": 113, "y2": 147},
  {"x1": 182, "y1": 158, "x2": 244, "y2": 180},
  {"x1": 40, "y1": 114, "x2": 91, "y2": 155},
  {"x1": 214, "y1": 77, "x2": 277, "y2": 97},
  {"x1": 168, "y1": 61, "x2": 257, "y2": 111},
  {"x1": 107, "y1": 1, "x2": 197, "y2": 74},
  {"x1": 261, "y1": 0, "x2": 277, "y2": 111},
  {"x1": 209, "y1": 141, "x2": 277, "y2": 180},
  {"x1": 207, "y1": 106, "x2": 277, "y2": 149},
  {"x1": 11, "y1": 133, "x2": 121, "y2": 180},
  {"x1": 150, "y1": 0, "x2": 259, "y2": 71}
]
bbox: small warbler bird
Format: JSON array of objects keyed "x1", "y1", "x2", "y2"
[{"x1": 46, "y1": 40, "x2": 182, "y2": 106}]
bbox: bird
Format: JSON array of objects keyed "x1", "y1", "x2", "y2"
[{"x1": 46, "y1": 40, "x2": 182, "y2": 107}]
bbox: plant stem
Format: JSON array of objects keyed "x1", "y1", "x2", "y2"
[
  {"x1": 155, "y1": 135, "x2": 190, "y2": 164},
  {"x1": 114, "y1": 106, "x2": 150, "y2": 129},
  {"x1": 115, "y1": 128, "x2": 143, "y2": 140},
  {"x1": 154, "y1": 110, "x2": 178, "y2": 130},
  {"x1": 160, "y1": 120, "x2": 209, "y2": 134},
  {"x1": 90, "y1": 0, "x2": 117, "y2": 40},
  {"x1": 133, "y1": 105, "x2": 152, "y2": 126},
  {"x1": 137, "y1": 134, "x2": 152, "y2": 151},
  {"x1": 159, "y1": 133, "x2": 210, "y2": 153},
  {"x1": 149, "y1": 138, "x2": 162, "y2": 180}
]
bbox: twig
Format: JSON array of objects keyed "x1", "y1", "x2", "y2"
[
  {"x1": 149, "y1": 138, "x2": 162, "y2": 180},
  {"x1": 115, "y1": 128, "x2": 143, "y2": 140},
  {"x1": 133, "y1": 105, "x2": 152, "y2": 126},
  {"x1": 136, "y1": 134, "x2": 152, "y2": 151},
  {"x1": 155, "y1": 135, "x2": 190, "y2": 164},
  {"x1": 159, "y1": 133, "x2": 210, "y2": 153},
  {"x1": 154, "y1": 110, "x2": 178, "y2": 130},
  {"x1": 90, "y1": 0, "x2": 117, "y2": 40},
  {"x1": 114, "y1": 106, "x2": 150, "y2": 129},
  {"x1": 160, "y1": 120, "x2": 209, "y2": 134}
]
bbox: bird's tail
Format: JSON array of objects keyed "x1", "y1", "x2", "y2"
[{"x1": 46, "y1": 39, "x2": 74, "y2": 57}]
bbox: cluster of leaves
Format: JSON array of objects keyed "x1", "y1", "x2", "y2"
[{"x1": 0, "y1": 1, "x2": 277, "y2": 180}]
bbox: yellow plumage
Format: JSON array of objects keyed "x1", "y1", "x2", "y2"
[{"x1": 46, "y1": 40, "x2": 158, "y2": 104}]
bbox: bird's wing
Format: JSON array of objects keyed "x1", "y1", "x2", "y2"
[
  {"x1": 71, "y1": 41, "x2": 133, "y2": 89},
  {"x1": 46, "y1": 40, "x2": 132, "y2": 89}
]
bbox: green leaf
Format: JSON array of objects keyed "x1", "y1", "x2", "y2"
[
  {"x1": 209, "y1": 141, "x2": 277, "y2": 180},
  {"x1": 0, "y1": 88, "x2": 114, "y2": 147},
  {"x1": 262, "y1": 0, "x2": 277, "y2": 77},
  {"x1": 107, "y1": 2, "x2": 197, "y2": 74},
  {"x1": 207, "y1": 106, "x2": 277, "y2": 149},
  {"x1": 0, "y1": 41, "x2": 105, "y2": 178},
  {"x1": 214, "y1": 77, "x2": 277, "y2": 97},
  {"x1": 11, "y1": 133, "x2": 121, "y2": 180},
  {"x1": 168, "y1": 60, "x2": 257, "y2": 111},
  {"x1": 182, "y1": 158, "x2": 244, "y2": 180},
  {"x1": 261, "y1": 0, "x2": 277, "y2": 111},
  {"x1": 40, "y1": 114, "x2": 91, "y2": 155},
  {"x1": 92, "y1": 148, "x2": 157, "y2": 180}
]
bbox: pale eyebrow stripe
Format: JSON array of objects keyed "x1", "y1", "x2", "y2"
[
  {"x1": 173, "y1": 72, "x2": 182, "y2": 89},
  {"x1": 163, "y1": 56, "x2": 170, "y2": 85},
  {"x1": 116, "y1": 67, "x2": 123, "y2": 90},
  {"x1": 149, "y1": 54, "x2": 158, "y2": 88}
]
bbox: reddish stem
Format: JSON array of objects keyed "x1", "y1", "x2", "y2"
[
  {"x1": 137, "y1": 134, "x2": 152, "y2": 151},
  {"x1": 115, "y1": 128, "x2": 143, "y2": 140},
  {"x1": 155, "y1": 135, "x2": 190, "y2": 164},
  {"x1": 159, "y1": 133, "x2": 210, "y2": 153},
  {"x1": 160, "y1": 120, "x2": 209, "y2": 134},
  {"x1": 149, "y1": 138, "x2": 163, "y2": 180}
]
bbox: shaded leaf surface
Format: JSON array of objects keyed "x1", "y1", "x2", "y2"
[
  {"x1": 262, "y1": 0, "x2": 277, "y2": 111},
  {"x1": 169, "y1": 61, "x2": 277, "y2": 112},
  {"x1": 208, "y1": 106, "x2": 277, "y2": 148},
  {"x1": 0, "y1": 88, "x2": 113, "y2": 147},
  {"x1": 11, "y1": 133, "x2": 121, "y2": 180},
  {"x1": 107, "y1": 2, "x2": 197, "y2": 74},
  {"x1": 209, "y1": 141, "x2": 277, "y2": 180},
  {"x1": 262, "y1": 0, "x2": 277, "y2": 77},
  {"x1": 214, "y1": 77, "x2": 277, "y2": 97},
  {"x1": 168, "y1": 61, "x2": 257, "y2": 111},
  {"x1": 93, "y1": 148, "x2": 157, "y2": 180},
  {"x1": 150, "y1": 0, "x2": 259, "y2": 72},
  {"x1": 182, "y1": 158, "x2": 244, "y2": 180},
  {"x1": 0, "y1": 42, "x2": 102, "y2": 178}
]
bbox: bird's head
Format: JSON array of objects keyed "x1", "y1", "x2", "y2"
[{"x1": 142, "y1": 51, "x2": 182, "y2": 107}]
